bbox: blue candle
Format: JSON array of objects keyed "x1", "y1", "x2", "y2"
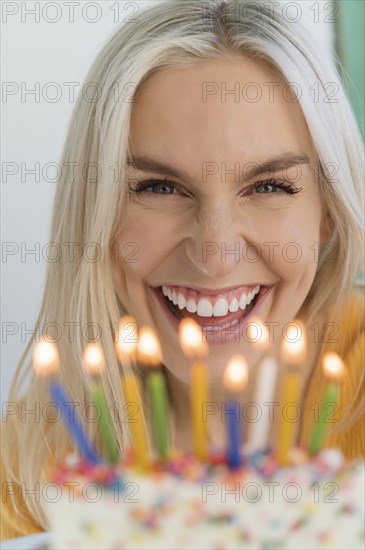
[
  {"x1": 49, "y1": 382, "x2": 102, "y2": 465},
  {"x1": 33, "y1": 338, "x2": 102, "y2": 465},
  {"x1": 223, "y1": 355, "x2": 249, "y2": 470},
  {"x1": 226, "y1": 399, "x2": 242, "y2": 469}
]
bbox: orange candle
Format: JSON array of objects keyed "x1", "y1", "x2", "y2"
[
  {"x1": 178, "y1": 319, "x2": 209, "y2": 462},
  {"x1": 277, "y1": 320, "x2": 306, "y2": 465}
]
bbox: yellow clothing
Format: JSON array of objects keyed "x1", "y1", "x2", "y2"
[
  {"x1": 300, "y1": 289, "x2": 365, "y2": 456},
  {"x1": 1, "y1": 290, "x2": 364, "y2": 541}
]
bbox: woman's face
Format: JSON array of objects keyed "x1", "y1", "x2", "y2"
[{"x1": 111, "y1": 56, "x2": 329, "y2": 384}]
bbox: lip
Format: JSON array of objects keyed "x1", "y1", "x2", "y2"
[
  {"x1": 149, "y1": 284, "x2": 274, "y2": 346},
  {"x1": 151, "y1": 283, "x2": 262, "y2": 296}
]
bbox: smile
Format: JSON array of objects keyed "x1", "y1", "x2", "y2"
[
  {"x1": 151, "y1": 283, "x2": 273, "y2": 344},
  {"x1": 162, "y1": 284, "x2": 260, "y2": 317}
]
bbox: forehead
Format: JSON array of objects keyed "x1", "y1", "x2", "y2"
[{"x1": 129, "y1": 56, "x2": 313, "y2": 166}]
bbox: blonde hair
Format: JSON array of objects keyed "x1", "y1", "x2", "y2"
[{"x1": 3, "y1": 0, "x2": 364, "y2": 530}]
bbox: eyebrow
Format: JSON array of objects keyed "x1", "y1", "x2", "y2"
[{"x1": 126, "y1": 153, "x2": 311, "y2": 182}]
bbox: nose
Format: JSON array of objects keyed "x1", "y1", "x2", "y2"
[{"x1": 183, "y1": 204, "x2": 249, "y2": 280}]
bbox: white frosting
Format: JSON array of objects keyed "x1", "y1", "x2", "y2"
[{"x1": 46, "y1": 458, "x2": 365, "y2": 550}]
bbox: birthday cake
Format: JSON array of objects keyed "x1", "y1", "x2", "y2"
[{"x1": 46, "y1": 449, "x2": 365, "y2": 550}]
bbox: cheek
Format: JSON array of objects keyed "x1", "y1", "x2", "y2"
[
  {"x1": 113, "y1": 209, "x2": 181, "y2": 279},
  {"x1": 256, "y1": 207, "x2": 322, "y2": 279}
]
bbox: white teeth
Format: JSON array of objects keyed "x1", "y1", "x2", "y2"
[
  {"x1": 177, "y1": 293, "x2": 186, "y2": 310},
  {"x1": 202, "y1": 317, "x2": 240, "y2": 333},
  {"x1": 239, "y1": 293, "x2": 247, "y2": 309},
  {"x1": 197, "y1": 298, "x2": 213, "y2": 317},
  {"x1": 162, "y1": 285, "x2": 261, "y2": 317},
  {"x1": 213, "y1": 298, "x2": 229, "y2": 317},
  {"x1": 229, "y1": 297, "x2": 239, "y2": 312},
  {"x1": 186, "y1": 298, "x2": 197, "y2": 313},
  {"x1": 246, "y1": 285, "x2": 260, "y2": 305}
]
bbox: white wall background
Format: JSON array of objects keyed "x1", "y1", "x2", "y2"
[{"x1": 1, "y1": 0, "x2": 335, "y2": 402}]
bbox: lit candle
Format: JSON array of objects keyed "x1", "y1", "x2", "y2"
[
  {"x1": 178, "y1": 319, "x2": 209, "y2": 462},
  {"x1": 246, "y1": 318, "x2": 278, "y2": 454},
  {"x1": 82, "y1": 342, "x2": 118, "y2": 463},
  {"x1": 115, "y1": 315, "x2": 149, "y2": 469},
  {"x1": 33, "y1": 337, "x2": 101, "y2": 465},
  {"x1": 223, "y1": 355, "x2": 249, "y2": 469},
  {"x1": 137, "y1": 327, "x2": 169, "y2": 459},
  {"x1": 277, "y1": 320, "x2": 306, "y2": 465},
  {"x1": 309, "y1": 352, "x2": 346, "y2": 455}
]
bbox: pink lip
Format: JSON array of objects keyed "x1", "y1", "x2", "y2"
[{"x1": 149, "y1": 285, "x2": 273, "y2": 346}]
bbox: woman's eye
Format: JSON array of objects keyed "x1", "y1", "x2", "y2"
[
  {"x1": 252, "y1": 180, "x2": 302, "y2": 195},
  {"x1": 255, "y1": 181, "x2": 279, "y2": 193},
  {"x1": 131, "y1": 179, "x2": 178, "y2": 194}
]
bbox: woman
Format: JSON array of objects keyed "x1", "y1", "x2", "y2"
[{"x1": 2, "y1": 0, "x2": 364, "y2": 540}]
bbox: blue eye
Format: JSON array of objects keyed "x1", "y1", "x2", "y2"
[
  {"x1": 129, "y1": 178, "x2": 177, "y2": 194},
  {"x1": 253, "y1": 179, "x2": 302, "y2": 195}
]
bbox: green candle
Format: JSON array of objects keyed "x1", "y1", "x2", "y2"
[
  {"x1": 147, "y1": 370, "x2": 169, "y2": 459},
  {"x1": 83, "y1": 342, "x2": 119, "y2": 463},
  {"x1": 138, "y1": 326, "x2": 169, "y2": 460},
  {"x1": 309, "y1": 381, "x2": 339, "y2": 455},
  {"x1": 309, "y1": 351, "x2": 345, "y2": 455},
  {"x1": 91, "y1": 382, "x2": 119, "y2": 463}
]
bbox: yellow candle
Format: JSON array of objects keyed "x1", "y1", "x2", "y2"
[
  {"x1": 277, "y1": 372, "x2": 301, "y2": 465},
  {"x1": 191, "y1": 361, "x2": 209, "y2": 461},
  {"x1": 115, "y1": 316, "x2": 149, "y2": 469},
  {"x1": 277, "y1": 320, "x2": 306, "y2": 465},
  {"x1": 122, "y1": 374, "x2": 149, "y2": 469},
  {"x1": 178, "y1": 319, "x2": 209, "y2": 462}
]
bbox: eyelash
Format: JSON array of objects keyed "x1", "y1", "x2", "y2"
[{"x1": 128, "y1": 177, "x2": 303, "y2": 196}]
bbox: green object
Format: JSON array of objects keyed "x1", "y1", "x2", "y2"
[
  {"x1": 335, "y1": 0, "x2": 365, "y2": 140},
  {"x1": 309, "y1": 382, "x2": 340, "y2": 455},
  {"x1": 92, "y1": 383, "x2": 119, "y2": 463},
  {"x1": 147, "y1": 370, "x2": 169, "y2": 459}
]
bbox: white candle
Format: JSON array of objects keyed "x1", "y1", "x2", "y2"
[{"x1": 245, "y1": 318, "x2": 278, "y2": 454}]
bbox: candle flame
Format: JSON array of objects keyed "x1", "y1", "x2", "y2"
[
  {"x1": 281, "y1": 320, "x2": 306, "y2": 365},
  {"x1": 82, "y1": 342, "x2": 106, "y2": 375},
  {"x1": 33, "y1": 337, "x2": 60, "y2": 377},
  {"x1": 322, "y1": 352, "x2": 346, "y2": 381},
  {"x1": 137, "y1": 326, "x2": 162, "y2": 367},
  {"x1": 178, "y1": 318, "x2": 208, "y2": 357},
  {"x1": 223, "y1": 355, "x2": 249, "y2": 393},
  {"x1": 115, "y1": 315, "x2": 138, "y2": 362},
  {"x1": 247, "y1": 317, "x2": 270, "y2": 348}
]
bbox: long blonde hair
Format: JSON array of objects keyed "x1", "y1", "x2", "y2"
[{"x1": 3, "y1": 0, "x2": 364, "y2": 530}]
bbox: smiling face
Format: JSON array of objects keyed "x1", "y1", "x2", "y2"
[{"x1": 110, "y1": 56, "x2": 329, "y2": 384}]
